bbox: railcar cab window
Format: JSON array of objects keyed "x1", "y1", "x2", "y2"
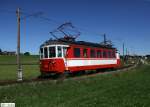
[
  {"x1": 40, "y1": 48, "x2": 43, "y2": 59},
  {"x1": 90, "y1": 49, "x2": 96, "y2": 58},
  {"x1": 49, "y1": 47, "x2": 56, "y2": 58},
  {"x1": 44, "y1": 47, "x2": 48, "y2": 58},
  {"x1": 74, "y1": 48, "x2": 80, "y2": 57},
  {"x1": 57, "y1": 46, "x2": 62, "y2": 57}
]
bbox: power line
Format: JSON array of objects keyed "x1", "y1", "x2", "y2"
[
  {"x1": 0, "y1": 8, "x2": 129, "y2": 44},
  {"x1": 0, "y1": 9, "x2": 16, "y2": 14},
  {"x1": 18, "y1": 9, "x2": 128, "y2": 49},
  {"x1": 21, "y1": 10, "x2": 106, "y2": 39},
  {"x1": 21, "y1": 11, "x2": 62, "y2": 25}
]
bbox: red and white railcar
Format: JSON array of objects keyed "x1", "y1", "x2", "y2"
[{"x1": 39, "y1": 37, "x2": 121, "y2": 75}]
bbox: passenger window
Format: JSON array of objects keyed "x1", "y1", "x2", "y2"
[
  {"x1": 44, "y1": 47, "x2": 48, "y2": 58},
  {"x1": 101, "y1": 50, "x2": 103, "y2": 58},
  {"x1": 74, "y1": 48, "x2": 80, "y2": 57},
  {"x1": 103, "y1": 50, "x2": 107, "y2": 58},
  {"x1": 108, "y1": 51, "x2": 111, "y2": 58},
  {"x1": 83, "y1": 49, "x2": 88, "y2": 58},
  {"x1": 97, "y1": 50, "x2": 101, "y2": 58},
  {"x1": 112, "y1": 50, "x2": 116, "y2": 58},
  {"x1": 90, "y1": 49, "x2": 96, "y2": 58},
  {"x1": 57, "y1": 46, "x2": 62, "y2": 57}
]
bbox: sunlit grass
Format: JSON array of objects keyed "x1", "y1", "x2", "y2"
[
  {"x1": 0, "y1": 55, "x2": 39, "y2": 64},
  {"x1": 0, "y1": 55, "x2": 40, "y2": 80},
  {"x1": 0, "y1": 65, "x2": 40, "y2": 80},
  {"x1": 0, "y1": 64, "x2": 150, "y2": 107}
]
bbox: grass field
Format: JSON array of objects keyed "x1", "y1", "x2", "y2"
[
  {"x1": 0, "y1": 65, "x2": 40, "y2": 80},
  {"x1": 0, "y1": 55, "x2": 39, "y2": 64},
  {"x1": 0, "y1": 55, "x2": 40, "y2": 80},
  {"x1": 0, "y1": 64, "x2": 150, "y2": 107}
]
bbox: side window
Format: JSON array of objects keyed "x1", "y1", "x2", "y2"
[
  {"x1": 108, "y1": 51, "x2": 111, "y2": 58},
  {"x1": 44, "y1": 47, "x2": 48, "y2": 58},
  {"x1": 57, "y1": 46, "x2": 62, "y2": 57},
  {"x1": 90, "y1": 49, "x2": 96, "y2": 58},
  {"x1": 83, "y1": 49, "x2": 88, "y2": 58},
  {"x1": 101, "y1": 50, "x2": 103, "y2": 58},
  {"x1": 74, "y1": 48, "x2": 80, "y2": 57},
  {"x1": 112, "y1": 50, "x2": 116, "y2": 58},
  {"x1": 97, "y1": 50, "x2": 101, "y2": 58},
  {"x1": 103, "y1": 50, "x2": 107, "y2": 58},
  {"x1": 40, "y1": 48, "x2": 43, "y2": 58}
]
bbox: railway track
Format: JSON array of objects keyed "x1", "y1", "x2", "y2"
[{"x1": 0, "y1": 63, "x2": 138, "y2": 86}]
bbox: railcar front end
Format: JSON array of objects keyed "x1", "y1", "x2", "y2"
[{"x1": 39, "y1": 45, "x2": 68, "y2": 75}]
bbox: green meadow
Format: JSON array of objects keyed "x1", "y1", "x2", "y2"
[
  {"x1": 0, "y1": 55, "x2": 40, "y2": 80},
  {"x1": 0, "y1": 63, "x2": 150, "y2": 107}
]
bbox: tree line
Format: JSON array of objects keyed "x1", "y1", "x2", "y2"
[{"x1": 0, "y1": 48, "x2": 30, "y2": 56}]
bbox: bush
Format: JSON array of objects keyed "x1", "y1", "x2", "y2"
[{"x1": 24, "y1": 52, "x2": 30, "y2": 56}]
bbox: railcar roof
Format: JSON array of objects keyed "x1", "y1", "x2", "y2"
[{"x1": 40, "y1": 39, "x2": 115, "y2": 49}]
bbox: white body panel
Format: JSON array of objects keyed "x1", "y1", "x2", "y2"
[
  {"x1": 66, "y1": 58, "x2": 117, "y2": 67},
  {"x1": 116, "y1": 53, "x2": 120, "y2": 59}
]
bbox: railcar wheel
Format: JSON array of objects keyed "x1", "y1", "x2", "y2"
[
  {"x1": 38, "y1": 72, "x2": 56, "y2": 79},
  {"x1": 38, "y1": 72, "x2": 48, "y2": 79},
  {"x1": 96, "y1": 69, "x2": 106, "y2": 73}
]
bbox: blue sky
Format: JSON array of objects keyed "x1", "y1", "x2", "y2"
[{"x1": 0, "y1": 0, "x2": 150, "y2": 55}]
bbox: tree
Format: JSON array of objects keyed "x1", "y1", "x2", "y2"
[
  {"x1": 0, "y1": 48, "x2": 2, "y2": 55},
  {"x1": 24, "y1": 52, "x2": 30, "y2": 56}
]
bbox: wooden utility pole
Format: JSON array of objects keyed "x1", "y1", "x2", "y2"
[
  {"x1": 16, "y1": 8, "x2": 23, "y2": 81},
  {"x1": 126, "y1": 48, "x2": 128, "y2": 56},
  {"x1": 123, "y1": 43, "x2": 125, "y2": 61},
  {"x1": 104, "y1": 34, "x2": 106, "y2": 45},
  {"x1": 126, "y1": 48, "x2": 128, "y2": 63}
]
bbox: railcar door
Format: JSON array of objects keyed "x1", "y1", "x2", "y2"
[{"x1": 62, "y1": 47, "x2": 68, "y2": 68}]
